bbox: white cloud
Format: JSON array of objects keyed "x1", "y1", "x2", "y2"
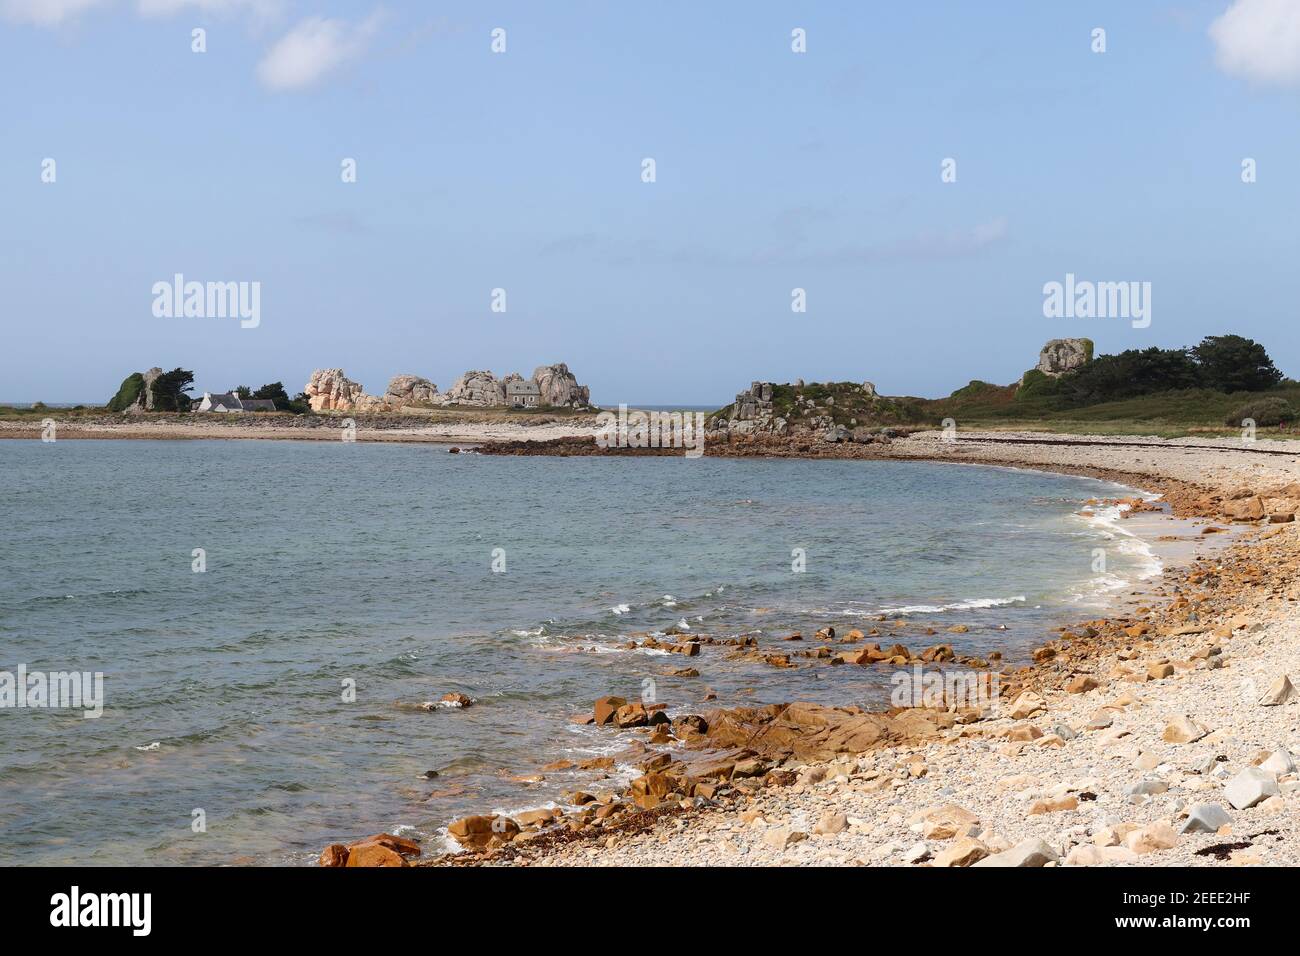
[
  {"x1": 135, "y1": 0, "x2": 284, "y2": 23},
  {"x1": 2, "y1": 0, "x2": 280, "y2": 27},
  {"x1": 0, "y1": 0, "x2": 107, "y2": 26},
  {"x1": 1209, "y1": 0, "x2": 1300, "y2": 87},
  {"x1": 256, "y1": 13, "x2": 380, "y2": 92}
]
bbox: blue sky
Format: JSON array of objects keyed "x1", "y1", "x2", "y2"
[{"x1": 3, "y1": 0, "x2": 1298, "y2": 405}]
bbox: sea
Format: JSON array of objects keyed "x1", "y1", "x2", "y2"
[{"x1": 0, "y1": 439, "x2": 1161, "y2": 864}]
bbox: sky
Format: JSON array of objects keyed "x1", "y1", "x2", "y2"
[{"x1": 2, "y1": 0, "x2": 1299, "y2": 405}]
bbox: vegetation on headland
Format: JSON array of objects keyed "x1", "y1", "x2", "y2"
[
  {"x1": 708, "y1": 334, "x2": 1295, "y2": 439},
  {"x1": 924, "y1": 335, "x2": 1292, "y2": 436},
  {"x1": 105, "y1": 372, "x2": 145, "y2": 412},
  {"x1": 104, "y1": 368, "x2": 196, "y2": 412}
]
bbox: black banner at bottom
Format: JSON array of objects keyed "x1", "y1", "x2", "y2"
[{"x1": 0, "y1": 865, "x2": 1275, "y2": 940}]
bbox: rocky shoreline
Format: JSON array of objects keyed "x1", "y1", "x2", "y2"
[
  {"x1": 0, "y1": 411, "x2": 601, "y2": 445},
  {"x1": 316, "y1": 431, "x2": 1300, "y2": 868}
]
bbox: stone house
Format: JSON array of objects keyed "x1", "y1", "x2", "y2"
[{"x1": 505, "y1": 381, "x2": 541, "y2": 408}]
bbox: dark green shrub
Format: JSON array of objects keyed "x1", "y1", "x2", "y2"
[
  {"x1": 1194, "y1": 335, "x2": 1282, "y2": 393},
  {"x1": 1224, "y1": 396, "x2": 1293, "y2": 427},
  {"x1": 107, "y1": 372, "x2": 144, "y2": 412}
]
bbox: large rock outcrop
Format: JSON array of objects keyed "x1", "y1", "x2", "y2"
[
  {"x1": 532, "y1": 363, "x2": 590, "y2": 407},
  {"x1": 444, "y1": 370, "x2": 508, "y2": 406},
  {"x1": 109, "y1": 367, "x2": 188, "y2": 413},
  {"x1": 384, "y1": 374, "x2": 438, "y2": 406},
  {"x1": 441, "y1": 364, "x2": 590, "y2": 407},
  {"x1": 709, "y1": 380, "x2": 898, "y2": 443},
  {"x1": 1036, "y1": 338, "x2": 1093, "y2": 377},
  {"x1": 118, "y1": 367, "x2": 165, "y2": 413},
  {"x1": 304, "y1": 369, "x2": 382, "y2": 412},
  {"x1": 305, "y1": 364, "x2": 590, "y2": 411},
  {"x1": 712, "y1": 381, "x2": 782, "y2": 435}
]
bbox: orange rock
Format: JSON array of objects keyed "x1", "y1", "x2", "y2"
[
  {"x1": 318, "y1": 844, "x2": 349, "y2": 867},
  {"x1": 593, "y1": 696, "x2": 627, "y2": 726},
  {"x1": 1066, "y1": 675, "x2": 1099, "y2": 694},
  {"x1": 345, "y1": 843, "x2": 405, "y2": 867},
  {"x1": 614, "y1": 703, "x2": 649, "y2": 727},
  {"x1": 347, "y1": 832, "x2": 421, "y2": 858},
  {"x1": 447, "y1": 814, "x2": 517, "y2": 849}
]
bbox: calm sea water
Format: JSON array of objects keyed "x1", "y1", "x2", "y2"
[{"x1": 0, "y1": 439, "x2": 1157, "y2": 865}]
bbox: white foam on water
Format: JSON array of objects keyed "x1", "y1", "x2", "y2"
[
  {"x1": 874, "y1": 595, "x2": 1028, "y2": 616},
  {"x1": 1065, "y1": 497, "x2": 1164, "y2": 606}
]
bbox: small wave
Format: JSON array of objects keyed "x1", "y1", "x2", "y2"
[
  {"x1": 609, "y1": 603, "x2": 631, "y2": 615},
  {"x1": 1074, "y1": 500, "x2": 1164, "y2": 581},
  {"x1": 1065, "y1": 572, "x2": 1131, "y2": 605},
  {"x1": 873, "y1": 595, "x2": 1027, "y2": 616},
  {"x1": 134, "y1": 742, "x2": 161, "y2": 752}
]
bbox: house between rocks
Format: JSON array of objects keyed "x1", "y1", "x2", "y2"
[
  {"x1": 196, "y1": 392, "x2": 277, "y2": 413},
  {"x1": 505, "y1": 381, "x2": 541, "y2": 408}
]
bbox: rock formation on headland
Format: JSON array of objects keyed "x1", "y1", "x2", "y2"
[
  {"x1": 532, "y1": 363, "x2": 590, "y2": 407},
  {"x1": 443, "y1": 370, "x2": 509, "y2": 406},
  {"x1": 107, "y1": 366, "x2": 194, "y2": 413},
  {"x1": 1036, "y1": 338, "x2": 1093, "y2": 377},
  {"x1": 709, "y1": 380, "x2": 891, "y2": 443},
  {"x1": 105, "y1": 367, "x2": 166, "y2": 413},
  {"x1": 121, "y1": 367, "x2": 165, "y2": 413},
  {"x1": 304, "y1": 368, "x2": 382, "y2": 412},
  {"x1": 384, "y1": 374, "x2": 439, "y2": 406},
  {"x1": 442, "y1": 364, "x2": 590, "y2": 407},
  {"x1": 711, "y1": 339, "x2": 1097, "y2": 441},
  {"x1": 719, "y1": 381, "x2": 782, "y2": 435},
  {"x1": 302, "y1": 363, "x2": 591, "y2": 411}
]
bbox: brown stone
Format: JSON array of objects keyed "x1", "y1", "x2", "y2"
[
  {"x1": 1162, "y1": 715, "x2": 1209, "y2": 744},
  {"x1": 1027, "y1": 796, "x2": 1078, "y2": 815},
  {"x1": 933, "y1": 837, "x2": 988, "y2": 867},
  {"x1": 1066, "y1": 675, "x2": 1099, "y2": 694},
  {"x1": 318, "y1": 844, "x2": 349, "y2": 867},
  {"x1": 345, "y1": 843, "x2": 405, "y2": 867},
  {"x1": 1223, "y1": 496, "x2": 1264, "y2": 521},
  {"x1": 348, "y1": 832, "x2": 421, "y2": 858},
  {"x1": 447, "y1": 814, "x2": 518, "y2": 849},
  {"x1": 515, "y1": 808, "x2": 557, "y2": 828},
  {"x1": 594, "y1": 696, "x2": 627, "y2": 726}
]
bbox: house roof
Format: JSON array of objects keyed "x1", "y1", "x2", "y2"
[
  {"x1": 506, "y1": 381, "x2": 540, "y2": 393},
  {"x1": 203, "y1": 393, "x2": 276, "y2": 411}
]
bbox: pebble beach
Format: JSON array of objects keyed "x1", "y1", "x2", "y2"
[{"x1": 399, "y1": 430, "x2": 1300, "y2": 868}]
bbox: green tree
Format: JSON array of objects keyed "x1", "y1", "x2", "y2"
[
  {"x1": 252, "y1": 382, "x2": 290, "y2": 409},
  {"x1": 153, "y1": 368, "x2": 196, "y2": 411},
  {"x1": 1192, "y1": 335, "x2": 1282, "y2": 392},
  {"x1": 1056, "y1": 347, "x2": 1200, "y2": 405}
]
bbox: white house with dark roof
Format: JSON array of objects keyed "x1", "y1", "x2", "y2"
[{"x1": 196, "y1": 391, "x2": 277, "y2": 413}]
